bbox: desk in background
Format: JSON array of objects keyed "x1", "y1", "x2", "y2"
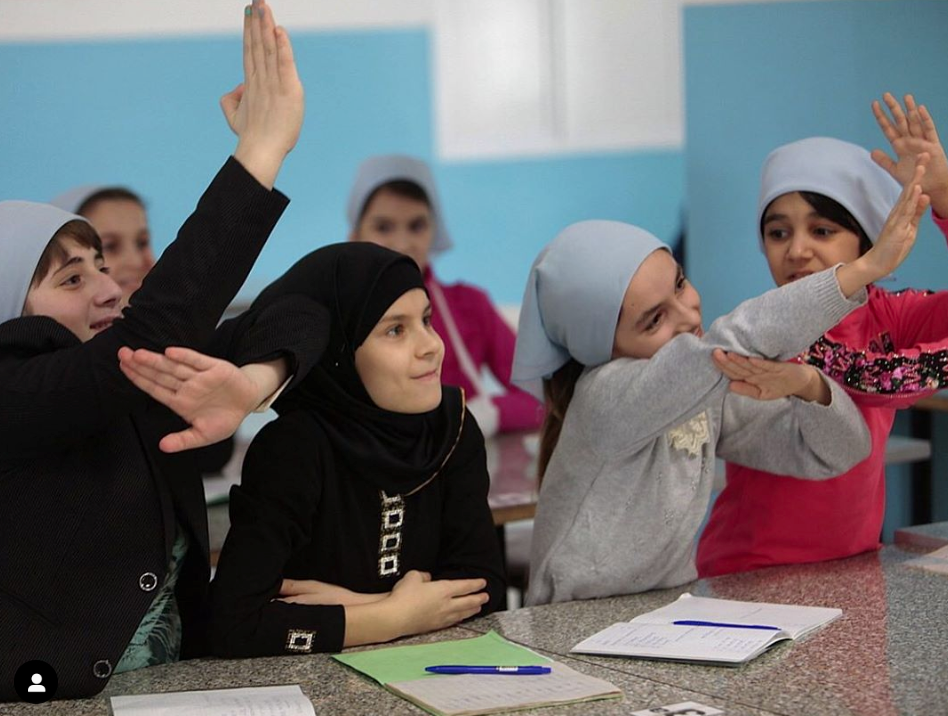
[{"x1": 20, "y1": 542, "x2": 946, "y2": 715}]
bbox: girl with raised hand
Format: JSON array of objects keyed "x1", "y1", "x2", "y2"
[
  {"x1": 202, "y1": 243, "x2": 505, "y2": 657},
  {"x1": 513, "y1": 156, "x2": 929, "y2": 606},
  {"x1": 0, "y1": 1, "x2": 310, "y2": 700},
  {"x1": 698, "y1": 94, "x2": 948, "y2": 577},
  {"x1": 347, "y1": 155, "x2": 543, "y2": 437}
]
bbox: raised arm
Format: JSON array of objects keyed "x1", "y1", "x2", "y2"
[{"x1": 0, "y1": 2, "x2": 303, "y2": 458}]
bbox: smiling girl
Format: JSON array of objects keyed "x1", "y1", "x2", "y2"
[
  {"x1": 206, "y1": 243, "x2": 506, "y2": 657},
  {"x1": 512, "y1": 155, "x2": 929, "y2": 605},
  {"x1": 698, "y1": 94, "x2": 948, "y2": 577}
]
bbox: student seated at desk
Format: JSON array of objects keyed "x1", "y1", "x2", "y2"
[
  {"x1": 203, "y1": 243, "x2": 506, "y2": 657},
  {"x1": 511, "y1": 162, "x2": 929, "y2": 604},
  {"x1": 0, "y1": 1, "x2": 310, "y2": 700},
  {"x1": 698, "y1": 94, "x2": 948, "y2": 577},
  {"x1": 347, "y1": 154, "x2": 543, "y2": 438}
]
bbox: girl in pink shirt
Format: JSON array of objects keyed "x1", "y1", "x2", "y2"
[
  {"x1": 698, "y1": 93, "x2": 948, "y2": 576},
  {"x1": 346, "y1": 155, "x2": 543, "y2": 436}
]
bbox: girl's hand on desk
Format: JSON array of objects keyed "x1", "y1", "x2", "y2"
[
  {"x1": 277, "y1": 578, "x2": 388, "y2": 606},
  {"x1": 712, "y1": 349, "x2": 831, "y2": 404},
  {"x1": 387, "y1": 570, "x2": 489, "y2": 637},
  {"x1": 118, "y1": 346, "x2": 263, "y2": 452}
]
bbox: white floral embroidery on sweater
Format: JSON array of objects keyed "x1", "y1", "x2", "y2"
[{"x1": 666, "y1": 411, "x2": 710, "y2": 458}]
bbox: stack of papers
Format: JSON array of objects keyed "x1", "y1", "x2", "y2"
[
  {"x1": 572, "y1": 593, "x2": 841, "y2": 666},
  {"x1": 334, "y1": 630, "x2": 621, "y2": 715}
]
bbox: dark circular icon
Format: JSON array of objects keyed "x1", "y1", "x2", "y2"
[{"x1": 14, "y1": 660, "x2": 57, "y2": 704}]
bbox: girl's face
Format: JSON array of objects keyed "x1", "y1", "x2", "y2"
[
  {"x1": 612, "y1": 249, "x2": 702, "y2": 360},
  {"x1": 23, "y1": 237, "x2": 123, "y2": 343},
  {"x1": 354, "y1": 288, "x2": 445, "y2": 413},
  {"x1": 762, "y1": 192, "x2": 862, "y2": 287},
  {"x1": 352, "y1": 190, "x2": 435, "y2": 271},
  {"x1": 83, "y1": 199, "x2": 155, "y2": 303}
]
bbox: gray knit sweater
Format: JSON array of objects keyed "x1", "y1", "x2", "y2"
[{"x1": 526, "y1": 267, "x2": 871, "y2": 606}]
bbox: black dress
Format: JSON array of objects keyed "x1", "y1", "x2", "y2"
[
  {"x1": 208, "y1": 243, "x2": 507, "y2": 657},
  {"x1": 0, "y1": 158, "x2": 326, "y2": 701}
]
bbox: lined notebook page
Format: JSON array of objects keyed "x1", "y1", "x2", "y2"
[
  {"x1": 387, "y1": 662, "x2": 621, "y2": 716},
  {"x1": 111, "y1": 684, "x2": 315, "y2": 716}
]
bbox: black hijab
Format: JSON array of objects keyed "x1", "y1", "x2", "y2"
[{"x1": 252, "y1": 243, "x2": 464, "y2": 495}]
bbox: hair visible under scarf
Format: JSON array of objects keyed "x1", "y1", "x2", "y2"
[
  {"x1": 0, "y1": 201, "x2": 92, "y2": 325},
  {"x1": 251, "y1": 242, "x2": 464, "y2": 495}
]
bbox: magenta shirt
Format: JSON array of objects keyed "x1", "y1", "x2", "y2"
[
  {"x1": 425, "y1": 267, "x2": 543, "y2": 432},
  {"x1": 698, "y1": 211, "x2": 948, "y2": 577}
]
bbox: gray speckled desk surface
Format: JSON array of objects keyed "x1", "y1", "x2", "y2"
[{"x1": 10, "y1": 545, "x2": 944, "y2": 715}]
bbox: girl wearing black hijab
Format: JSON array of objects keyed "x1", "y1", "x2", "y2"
[{"x1": 208, "y1": 243, "x2": 506, "y2": 656}]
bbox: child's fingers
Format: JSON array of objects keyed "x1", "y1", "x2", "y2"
[
  {"x1": 883, "y1": 92, "x2": 909, "y2": 135},
  {"x1": 242, "y1": 6, "x2": 253, "y2": 82},
  {"x1": 728, "y1": 381, "x2": 761, "y2": 400},
  {"x1": 712, "y1": 353, "x2": 752, "y2": 381},
  {"x1": 905, "y1": 94, "x2": 924, "y2": 138},
  {"x1": 164, "y1": 345, "x2": 219, "y2": 372},
  {"x1": 119, "y1": 361, "x2": 178, "y2": 403},
  {"x1": 249, "y1": 0, "x2": 265, "y2": 82},
  {"x1": 259, "y1": 1, "x2": 278, "y2": 77},
  {"x1": 918, "y1": 104, "x2": 941, "y2": 144},
  {"x1": 872, "y1": 99, "x2": 900, "y2": 144},
  {"x1": 125, "y1": 348, "x2": 199, "y2": 382},
  {"x1": 159, "y1": 430, "x2": 201, "y2": 454},
  {"x1": 870, "y1": 148, "x2": 897, "y2": 177},
  {"x1": 121, "y1": 359, "x2": 185, "y2": 392},
  {"x1": 275, "y1": 27, "x2": 300, "y2": 86}
]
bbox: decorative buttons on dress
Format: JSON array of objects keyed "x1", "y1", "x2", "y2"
[
  {"x1": 285, "y1": 629, "x2": 316, "y2": 653},
  {"x1": 92, "y1": 659, "x2": 112, "y2": 679},
  {"x1": 378, "y1": 491, "x2": 405, "y2": 578},
  {"x1": 139, "y1": 572, "x2": 158, "y2": 592}
]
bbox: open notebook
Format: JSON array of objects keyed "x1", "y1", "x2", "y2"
[
  {"x1": 572, "y1": 593, "x2": 842, "y2": 666},
  {"x1": 334, "y1": 630, "x2": 621, "y2": 716}
]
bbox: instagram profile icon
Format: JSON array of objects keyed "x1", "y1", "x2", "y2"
[{"x1": 14, "y1": 660, "x2": 58, "y2": 704}]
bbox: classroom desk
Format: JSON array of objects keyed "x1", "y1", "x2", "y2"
[
  {"x1": 464, "y1": 544, "x2": 948, "y2": 716},
  {"x1": 17, "y1": 544, "x2": 942, "y2": 715}
]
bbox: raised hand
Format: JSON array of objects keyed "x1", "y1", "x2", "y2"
[
  {"x1": 872, "y1": 93, "x2": 948, "y2": 217},
  {"x1": 118, "y1": 346, "x2": 263, "y2": 453},
  {"x1": 712, "y1": 349, "x2": 830, "y2": 404},
  {"x1": 836, "y1": 155, "x2": 930, "y2": 297},
  {"x1": 223, "y1": 0, "x2": 304, "y2": 189}
]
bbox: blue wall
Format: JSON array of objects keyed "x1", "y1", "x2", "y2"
[
  {"x1": 0, "y1": 28, "x2": 684, "y2": 305},
  {"x1": 685, "y1": 0, "x2": 948, "y2": 324}
]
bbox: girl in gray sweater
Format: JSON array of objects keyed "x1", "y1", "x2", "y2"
[{"x1": 512, "y1": 161, "x2": 930, "y2": 605}]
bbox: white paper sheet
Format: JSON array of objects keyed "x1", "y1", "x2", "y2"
[{"x1": 110, "y1": 684, "x2": 315, "y2": 716}]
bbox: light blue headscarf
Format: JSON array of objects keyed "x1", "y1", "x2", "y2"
[
  {"x1": 512, "y1": 220, "x2": 668, "y2": 398},
  {"x1": 0, "y1": 201, "x2": 89, "y2": 324},
  {"x1": 346, "y1": 155, "x2": 453, "y2": 256},
  {"x1": 50, "y1": 185, "x2": 106, "y2": 214},
  {"x1": 758, "y1": 137, "x2": 901, "y2": 246}
]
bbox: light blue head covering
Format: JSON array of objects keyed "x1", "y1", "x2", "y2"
[
  {"x1": 512, "y1": 220, "x2": 668, "y2": 398},
  {"x1": 346, "y1": 155, "x2": 453, "y2": 256},
  {"x1": 758, "y1": 137, "x2": 901, "y2": 246},
  {"x1": 0, "y1": 201, "x2": 90, "y2": 324},
  {"x1": 50, "y1": 185, "x2": 106, "y2": 214}
]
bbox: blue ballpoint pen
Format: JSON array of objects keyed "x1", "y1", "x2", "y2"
[
  {"x1": 673, "y1": 620, "x2": 780, "y2": 631},
  {"x1": 424, "y1": 665, "x2": 552, "y2": 675}
]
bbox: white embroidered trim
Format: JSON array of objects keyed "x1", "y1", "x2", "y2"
[{"x1": 666, "y1": 411, "x2": 710, "y2": 458}]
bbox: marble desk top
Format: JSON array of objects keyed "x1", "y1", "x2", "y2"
[{"x1": 10, "y1": 545, "x2": 944, "y2": 715}]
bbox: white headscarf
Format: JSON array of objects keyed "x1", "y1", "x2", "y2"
[
  {"x1": 0, "y1": 201, "x2": 89, "y2": 324},
  {"x1": 512, "y1": 220, "x2": 668, "y2": 398},
  {"x1": 758, "y1": 137, "x2": 901, "y2": 246},
  {"x1": 346, "y1": 155, "x2": 453, "y2": 256}
]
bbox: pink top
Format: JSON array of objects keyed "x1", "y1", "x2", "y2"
[
  {"x1": 697, "y1": 212, "x2": 948, "y2": 577},
  {"x1": 425, "y1": 267, "x2": 543, "y2": 432}
]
